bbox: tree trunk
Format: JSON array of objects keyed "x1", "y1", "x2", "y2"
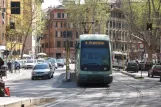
[
  {"x1": 20, "y1": 23, "x2": 32, "y2": 59},
  {"x1": 147, "y1": 46, "x2": 153, "y2": 61}
]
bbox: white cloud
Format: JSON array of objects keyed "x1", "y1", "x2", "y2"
[{"x1": 41, "y1": 0, "x2": 61, "y2": 9}]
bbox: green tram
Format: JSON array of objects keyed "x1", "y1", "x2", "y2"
[{"x1": 75, "y1": 34, "x2": 113, "y2": 85}]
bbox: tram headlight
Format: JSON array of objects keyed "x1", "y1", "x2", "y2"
[
  {"x1": 104, "y1": 67, "x2": 107, "y2": 71},
  {"x1": 84, "y1": 67, "x2": 87, "y2": 70}
]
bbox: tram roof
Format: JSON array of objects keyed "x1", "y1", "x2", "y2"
[{"x1": 79, "y1": 34, "x2": 110, "y2": 41}]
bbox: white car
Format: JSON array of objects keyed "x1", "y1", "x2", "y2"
[
  {"x1": 37, "y1": 58, "x2": 45, "y2": 63},
  {"x1": 25, "y1": 59, "x2": 37, "y2": 69}
]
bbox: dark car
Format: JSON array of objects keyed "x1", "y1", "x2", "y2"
[
  {"x1": 31, "y1": 63, "x2": 54, "y2": 80},
  {"x1": 139, "y1": 61, "x2": 153, "y2": 71},
  {"x1": 148, "y1": 65, "x2": 161, "y2": 77},
  {"x1": 126, "y1": 61, "x2": 139, "y2": 72},
  {"x1": 57, "y1": 59, "x2": 65, "y2": 67}
]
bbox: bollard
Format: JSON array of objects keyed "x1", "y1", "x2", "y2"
[
  {"x1": 4, "y1": 87, "x2": 10, "y2": 97},
  {"x1": 0, "y1": 81, "x2": 5, "y2": 97}
]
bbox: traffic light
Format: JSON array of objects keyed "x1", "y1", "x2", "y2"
[
  {"x1": 10, "y1": 22, "x2": 15, "y2": 29},
  {"x1": 147, "y1": 23, "x2": 152, "y2": 31},
  {"x1": 11, "y1": 2, "x2": 20, "y2": 14}
]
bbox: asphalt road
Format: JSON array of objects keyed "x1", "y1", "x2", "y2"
[{"x1": 5, "y1": 65, "x2": 161, "y2": 107}]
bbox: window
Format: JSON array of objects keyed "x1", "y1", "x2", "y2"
[
  {"x1": 57, "y1": 41, "x2": 61, "y2": 47},
  {"x1": 2, "y1": 33, "x2": 4, "y2": 40},
  {"x1": 42, "y1": 43, "x2": 44, "y2": 48},
  {"x1": 61, "y1": 22, "x2": 63, "y2": 28},
  {"x1": 55, "y1": 22, "x2": 58, "y2": 27},
  {"x1": 63, "y1": 41, "x2": 66, "y2": 47},
  {"x1": 56, "y1": 31, "x2": 58, "y2": 37},
  {"x1": 62, "y1": 13, "x2": 64, "y2": 18},
  {"x1": 57, "y1": 13, "x2": 61, "y2": 18},
  {"x1": 64, "y1": 23, "x2": 67, "y2": 28},
  {"x1": 45, "y1": 43, "x2": 48, "y2": 48},
  {"x1": 76, "y1": 32, "x2": 79, "y2": 38},
  {"x1": 70, "y1": 41, "x2": 73, "y2": 47}
]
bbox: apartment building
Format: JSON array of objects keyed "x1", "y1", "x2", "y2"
[
  {"x1": 108, "y1": 1, "x2": 139, "y2": 59},
  {"x1": 0, "y1": 0, "x2": 6, "y2": 58},
  {"x1": 41, "y1": 5, "x2": 78, "y2": 58}
]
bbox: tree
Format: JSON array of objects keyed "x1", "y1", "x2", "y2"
[
  {"x1": 6, "y1": 0, "x2": 45, "y2": 59},
  {"x1": 121, "y1": 0, "x2": 161, "y2": 61},
  {"x1": 64, "y1": 0, "x2": 110, "y2": 34}
]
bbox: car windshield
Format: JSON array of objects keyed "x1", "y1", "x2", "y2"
[
  {"x1": 34, "y1": 64, "x2": 49, "y2": 69},
  {"x1": 154, "y1": 65, "x2": 161, "y2": 70},
  {"x1": 27, "y1": 60, "x2": 36, "y2": 63},
  {"x1": 57, "y1": 59, "x2": 63, "y2": 63},
  {"x1": 37, "y1": 60, "x2": 44, "y2": 63},
  {"x1": 128, "y1": 62, "x2": 137, "y2": 66}
]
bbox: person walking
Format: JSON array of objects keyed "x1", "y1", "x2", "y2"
[
  {"x1": 7, "y1": 60, "x2": 12, "y2": 73},
  {"x1": 0, "y1": 58, "x2": 4, "y2": 79}
]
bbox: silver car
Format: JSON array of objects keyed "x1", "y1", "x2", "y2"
[{"x1": 31, "y1": 63, "x2": 54, "y2": 80}]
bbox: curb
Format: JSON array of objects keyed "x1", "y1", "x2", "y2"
[
  {"x1": 0, "y1": 97, "x2": 55, "y2": 107},
  {"x1": 121, "y1": 71, "x2": 136, "y2": 78},
  {"x1": 121, "y1": 71, "x2": 144, "y2": 79}
]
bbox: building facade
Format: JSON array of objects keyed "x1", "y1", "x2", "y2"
[
  {"x1": 0, "y1": 0, "x2": 7, "y2": 58},
  {"x1": 41, "y1": 5, "x2": 78, "y2": 59},
  {"x1": 108, "y1": 1, "x2": 140, "y2": 60}
]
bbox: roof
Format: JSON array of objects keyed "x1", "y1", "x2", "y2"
[{"x1": 79, "y1": 34, "x2": 110, "y2": 41}]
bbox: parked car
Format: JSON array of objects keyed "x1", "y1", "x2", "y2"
[
  {"x1": 17, "y1": 60, "x2": 27, "y2": 68},
  {"x1": 148, "y1": 65, "x2": 161, "y2": 77},
  {"x1": 126, "y1": 61, "x2": 139, "y2": 72},
  {"x1": 37, "y1": 58, "x2": 45, "y2": 63},
  {"x1": 57, "y1": 59, "x2": 65, "y2": 67},
  {"x1": 31, "y1": 63, "x2": 54, "y2": 80},
  {"x1": 25, "y1": 59, "x2": 37, "y2": 69},
  {"x1": 45, "y1": 58, "x2": 57, "y2": 69}
]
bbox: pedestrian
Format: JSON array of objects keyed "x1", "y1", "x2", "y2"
[
  {"x1": 14, "y1": 61, "x2": 20, "y2": 73},
  {"x1": 7, "y1": 60, "x2": 12, "y2": 73},
  {"x1": 0, "y1": 58, "x2": 4, "y2": 79}
]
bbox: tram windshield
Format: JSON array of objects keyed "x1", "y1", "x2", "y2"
[{"x1": 80, "y1": 40, "x2": 110, "y2": 71}]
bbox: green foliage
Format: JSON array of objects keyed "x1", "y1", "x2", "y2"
[{"x1": 65, "y1": 0, "x2": 109, "y2": 33}]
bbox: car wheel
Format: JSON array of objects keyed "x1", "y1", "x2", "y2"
[
  {"x1": 51, "y1": 73, "x2": 53, "y2": 78},
  {"x1": 31, "y1": 77, "x2": 34, "y2": 80},
  {"x1": 151, "y1": 74, "x2": 154, "y2": 78},
  {"x1": 48, "y1": 75, "x2": 51, "y2": 79},
  {"x1": 148, "y1": 72, "x2": 150, "y2": 77}
]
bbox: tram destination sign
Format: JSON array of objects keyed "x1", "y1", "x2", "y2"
[{"x1": 81, "y1": 40, "x2": 109, "y2": 48}]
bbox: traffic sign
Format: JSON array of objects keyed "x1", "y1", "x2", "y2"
[{"x1": 139, "y1": 43, "x2": 144, "y2": 49}]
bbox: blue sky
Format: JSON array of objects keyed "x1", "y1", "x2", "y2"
[{"x1": 41, "y1": 0, "x2": 61, "y2": 9}]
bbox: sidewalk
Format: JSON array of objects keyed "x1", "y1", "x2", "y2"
[
  {"x1": 112, "y1": 68, "x2": 148, "y2": 78},
  {"x1": 1, "y1": 70, "x2": 23, "y2": 82},
  {"x1": 0, "y1": 69, "x2": 56, "y2": 107}
]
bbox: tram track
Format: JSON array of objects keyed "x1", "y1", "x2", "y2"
[
  {"x1": 113, "y1": 75, "x2": 143, "y2": 107},
  {"x1": 39, "y1": 87, "x2": 86, "y2": 107},
  {"x1": 87, "y1": 85, "x2": 111, "y2": 107},
  {"x1": 113, "y1": 71, "x2": 161, "y2": 107}
]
